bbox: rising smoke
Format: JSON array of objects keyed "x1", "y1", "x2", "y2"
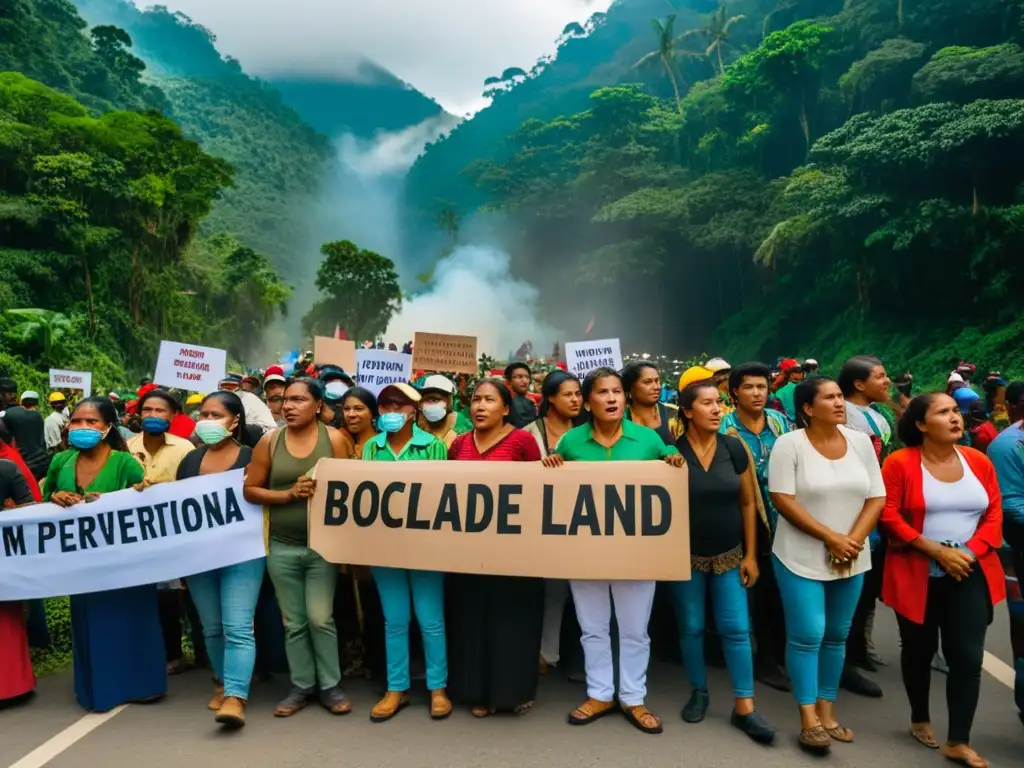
[{"x1": 386, "y1": 245, "x2": 562, "y2": 357}]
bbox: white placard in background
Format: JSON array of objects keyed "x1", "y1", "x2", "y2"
[
  {"x1": 153, "y1": 340, "x2": 227, "y2": 394},
  {"x1": 564, "y1": 338, "x2": 623, "y2": 381},
  {"x1": 356, "y1": 350, "x2": 413, "y2": 396},
  {"x1": 48, "y1": 369, "x2": 92, "y2": 397}
]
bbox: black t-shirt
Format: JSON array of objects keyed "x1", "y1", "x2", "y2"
[
  {"x1": 1, "y1": 406, "x2": 49, "y2": 478},
  {"x1": 677, "y1": 434, "x2": 749, "y2": 557},
  {"x1": 0, "y1": 458, "x2": 33, "y2": 505},
  {"x1": 176, "y1": 445, "x2": 253, "y2": 480},
  {"x1": 509, "y1": 395, "x2": 538, "y2": 429}
]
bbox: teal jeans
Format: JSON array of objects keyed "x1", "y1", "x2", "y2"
[
  {"x1": 266, "y1": 540, "x2": 341, "y2": 691},
  {"x1": 372, "y1": 567, "x2": 447, "y2": 691}
]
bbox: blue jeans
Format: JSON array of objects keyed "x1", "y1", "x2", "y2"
[
  {"x1": 188, "y1": 557, "x2": 266, "y2": 699},
  {"x1": 773, "y1": 555, "x2": 864, "y2": 706},
  {"x1": 372, "y1": 567, "x2": 446, "y2": 692},
  {"x1": 672, "y1": 567, "x2": 754, "y2": 698}
]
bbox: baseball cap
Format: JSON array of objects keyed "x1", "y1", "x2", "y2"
[
  {"x1": 378, "y1": 383, "x2": 421, "y2": 404},
  {"x1": 803, "y1": 358, "x2": 819, "y2": 370},
  {"x1": 185, "y1": 393, "x2": 204, "y2": 406},
  {"x1": 779, "y1": 358, "x2": 800, "y2": 373},
  {"x1": 264, "y1": 365, "x2": 287, "y2": 386},
  {"x1": 48, "y1": 391, "x2": 66, "y2": 403},
  {"x1": 419, "y1": 374, "x2": 456, "y2": 395},
  {"x1": 20, "y1": 391, "x2": 39, "y2": 402},
  {"x1": 704, "y1": 357, "x2": 731, "y2": 374}
]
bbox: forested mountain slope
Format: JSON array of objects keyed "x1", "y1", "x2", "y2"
[{"x1": 438, "y1": 0, "x2": 1024, "y2": 377}]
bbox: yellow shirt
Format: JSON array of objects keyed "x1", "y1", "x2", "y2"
[{"x1": 127, "y1": 432, "x2": 194, "y2": 485}]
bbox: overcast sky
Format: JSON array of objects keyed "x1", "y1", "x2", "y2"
[{"x1": 158, "y1": 0, "x2": 613, "y2": 115}]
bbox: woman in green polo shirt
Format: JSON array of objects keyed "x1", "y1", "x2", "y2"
[
  {"x1": 543, "y1": 367, "x2": 683, "y2": 735},
  {"x1": 362, "y1": 383, "x2": 452, "y2": 723}
]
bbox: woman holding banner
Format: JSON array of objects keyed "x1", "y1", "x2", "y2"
[
  {"x1": 44, "y1": 397, "x2": 166, "y2": 712},
  {"x1": 245, "y1": 377, "x2": 355, "y2": 718},
  {"x1": 362, "y1": 382, "x2": 452, "y2": 722},
  {"x1": 524, "y1": 370, "x2": 583, "y2": 677},
  {"x1": 672, "y1": 381, "x2": 775, "y2": 744},
  {"x1": 447, "y1": 379, "x2": 545, "y2": 717},
  {"x1": 0, "y1": 457, "x2": 37, "y2": 706},
  {"x1": 177, "y1": 392, "x2": 262, "y2": 728},
  {"x1": 542, "y1": 367, "x2": 684, "y2": 735}
]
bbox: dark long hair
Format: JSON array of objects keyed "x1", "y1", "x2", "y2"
[
  {"x1": 201, "y1": 391, "x2": 248, "y2": 444},
  {"x1": 71, "y1": 397, "x2": 128, "y2": 451},
  {"x1": 341, "y1": 387, "x2": 379, "y2": 426},
  {"x1": 538, "y1": 369, "x2": 581, "y2": 420},
  {"x1": 837, "y1": 356, "x2": 883, "y2": 398},
  {"x1": 136, "y1": 388, "x2": 181, "y2": 414},
  {"x1": 472, "y1": 378, "x2": 512, "y2": 424},
  {"x1": 676, "y1": 380, "x2": 720, "y2": 433},
  {"x1": 793, "y1": 377, "x2": 836, "y2": 429},
  {"x1": 896, "y1": 393, "x2": 941, "y2": 447},
  {"x1": 620, "y1": 361, "x2": 659, "y2": 401}
]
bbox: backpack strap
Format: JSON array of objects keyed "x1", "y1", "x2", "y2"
[{"x1": 722, "y1": 434, "x2": 747, "y2": 475}]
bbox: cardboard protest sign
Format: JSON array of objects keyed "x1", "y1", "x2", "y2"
[
  {"x1": 0, "y1": 470, "x2": 263, "y2": 600},
  {"x1": 309, "y1": 460, "x2": 690, "y2": 581},
  {"x1": 356, "y1": 350, "x2": 412, "y2": 396},
  {"x1": 48, "y1": 369, "x2": 92, "y2": 398},
  {"x1": 314, "y1": 336, "x2": 357, "y2": 373},
  {"x1": 153, "y1": 341, "x2": 227, "y2": 393},
  {"x1": 412, "y1": 332, "x2": 478, "y2": 374},
  {"x1": 564, "y1": 338, "x2": 623, "y2": 381}
]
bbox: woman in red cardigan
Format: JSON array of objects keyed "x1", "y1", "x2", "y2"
[{"x1": 881, "y1": 393, "x2": 1005, "y2": 768}]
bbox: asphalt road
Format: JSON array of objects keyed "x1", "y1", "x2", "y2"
[{"x1": 2, "y1": 609, "x2": 1021, "y2": 768}]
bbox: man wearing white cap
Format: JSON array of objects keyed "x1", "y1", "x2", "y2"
[
  {"x1": 705, "y1": 358, "x2": 734, "y2": 413},
  {"x1": 0, "y1": 389, "x2": 49, "y2": 479},
  {"x1": 416, "y1": 374, "x2": 472, "y2": 448}
]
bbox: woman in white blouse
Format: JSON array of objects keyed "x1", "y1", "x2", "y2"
[{"x1": 767, "y1": 377, "x2": 886, "y2": 752}]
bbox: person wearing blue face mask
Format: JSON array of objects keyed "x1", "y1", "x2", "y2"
[
  {"x1": 44, "y1": 397, "x2": 165, "y2": 711},
  {"x1": 362, "y1": 382, "x2": 451, "y2": 722}
]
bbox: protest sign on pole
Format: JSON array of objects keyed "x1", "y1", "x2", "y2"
[
  {"x1": 563, "y1": 338, "x2": 623, "y2": 381},
  {"x1": 309, "y1": 459, "x2": 689, "y2": 581},
  {"x1": 48, "y1": 369, "x2": 92, "y2": 398},
  {"x1": 356, "y1": 349, "x2": 412, "y2": 396},
  {"x1": 153, "y1": 340, "x2": 227, "y2": 393},
  {"x1": 412, "y1": 332, "x2": 478, "y2": 374},
  {"x1": 0, "y1": 470, "x2": 264, "y2": 601},
  {"x1": 313, "y1": 336, "x2": 357, "y2": 373}
]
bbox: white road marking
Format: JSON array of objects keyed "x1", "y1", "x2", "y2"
[
  {"x1": 8, "y1": 705, "x2": 127, "y2": 768},
  {"x1": 982, "y1": 650, "x2": 1016, "y2": 690}
]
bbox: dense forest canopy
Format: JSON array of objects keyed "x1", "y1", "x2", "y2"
[{"x1": 407, "y1": 0, "x2": 1024, "y2": 379}]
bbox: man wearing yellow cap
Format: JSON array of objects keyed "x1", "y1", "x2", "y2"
[{"x1": 44, "y1": 391, "x2": 69, "y2": 453}]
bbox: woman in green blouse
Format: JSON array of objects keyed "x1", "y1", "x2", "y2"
[{"x1": 44, "y1": 397, "x2": 166, "y2": 712}]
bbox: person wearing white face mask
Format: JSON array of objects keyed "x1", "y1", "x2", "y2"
[
  {"x1": 416, "y1": 374, "x2": 472, "y2": 448},
  {"x1": 317, "y1": 365, "x2": 355, "y2": 430},
  {"x1": 176, "y1": 391, "x2": 263, "y2": 728}
]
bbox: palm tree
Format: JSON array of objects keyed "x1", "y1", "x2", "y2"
[
  {"x1": 1, "y1": 309, "x2": 74, "y2": 363},
  {"x1": 634, "y1": 15, "x2": 688, "y2": 113},
  {"x1": 437, "y1": 205, "x2": 459, "y2": 243},
  {"x1": 679, "y1": 0, "x2": 746, "y2": 75}
]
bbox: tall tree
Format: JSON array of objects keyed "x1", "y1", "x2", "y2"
[
  {"x1": 634, "y1": 15, "x2": 690, "y2": 113},
  {"x1": 679, "y1": 1, "x2": 747, "y2": 75}
]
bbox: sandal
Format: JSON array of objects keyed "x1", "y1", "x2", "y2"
[
  {"x1": 513, "y1": 701, "x2": 534, "y2": 715},
  {"x1": 823, "y1": 724, "x2": 854, "y2": 743},
  {"x1": 910, "y1": 724, "x2": 939, "y2": 749},
  {"x1": 941, "y1": 744, "x2": 988, "y2": 768},
  {"x1": 567, "y1": 698, "x2": 616, "y2": 725},
  {"x1": 622, "y1": 704, "x2": 663, "y2": 735},
  {"x1": 471, "y1": 706, "x2": 495, "y2": 718},
  {"x1": 799, "y1": 725, "x2": 832, "y2": 751},
  {"x1": 430, "y1": 689, "x2": 452, "y2": 720}
]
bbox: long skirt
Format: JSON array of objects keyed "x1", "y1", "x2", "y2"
[
  {"x1": 447, "y1": 574, "x2": 544, "y2": 710},
  {"x1": 0, "y1": 602, "x2": 35, "y2": 701},
  {"x1": 71, "y1": 585, "x2": 166, "y2": 712}
]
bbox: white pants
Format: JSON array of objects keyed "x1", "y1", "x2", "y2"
[
  {"x1": 570, "y1": 579, "x2": 656, "y2": 707},
  {"x1": 541, "y1": 579, "x2": 569, "y2": 665}
]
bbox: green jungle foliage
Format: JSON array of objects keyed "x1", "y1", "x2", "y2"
[
  {"x1": 0, "y1": 2, "x2": 292, "y2": 387},
  {"x1": 441, "y1": 0, "x2": 1024, "y2": 378}
]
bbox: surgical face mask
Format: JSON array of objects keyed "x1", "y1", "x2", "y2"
[
  {"x1": 68, "y1": 428, "x2": 105, "y2": 450},
  {"x1": 141, "y1": 416, "x2": 170, "y2": 435},
  {"x1": 194, "y1": 420, "x2": 232, "y2": 445},
  {"x1": 378, "y1": 412, "x2": 408, "y2": 433},
  {"x1": 324, "y1": 380, "x2": 349, "y2": 400},
  {"x1": 422, "y1": 404, "x2": 448, "y2": 424}
]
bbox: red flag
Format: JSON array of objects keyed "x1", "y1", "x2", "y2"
[
  {"x1": 584, "y1": 315, "x2": 595, "y2": 337},
  {"x1": 334, "y1": 324, "x2": 347, "y2": 340}
]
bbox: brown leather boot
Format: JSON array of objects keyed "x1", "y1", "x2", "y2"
[
  {"x1": 370, "y1": 691, "x2": 410, "y2": 723},
  {"x1": 430, "y1": 689, "x2": 452, "y2": 720},
  {"x1": 207, "y1": 684, "x2": 225, "y2": 711},
  {"x1": 215, "y1": 696, "x2": 246, "y2": 728}
]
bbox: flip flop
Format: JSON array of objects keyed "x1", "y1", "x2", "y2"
[
  {"x1": 941, "y1": 745, "x2": 988, "y2": 768},
  {"x1": 910, "y1": 725, "x2": 939, "y2": 749}
]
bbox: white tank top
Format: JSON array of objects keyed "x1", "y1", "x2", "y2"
[{"x1": 921, "y1": 450, "x2": 988, "y2": 544}]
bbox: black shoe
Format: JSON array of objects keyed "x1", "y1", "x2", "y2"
[
  {"x1": 754, "y1": 662, "x2": 791, "y2": 692},
  {"x1": 681, "y1": 689, "x2": 709, "y2": 723},
  {"x1": 854, "y1": 656, "x2": 878, "y2": 673},
  {"x1": 840, "y1": 668, "x2": 882, "y2": 698},
  {"x1": 731, "y1": 710, "x2": 776, "y2": 745}
]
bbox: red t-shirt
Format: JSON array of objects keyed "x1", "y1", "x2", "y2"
[
  {"x1": 169, "y1": 412, "x2": 195, "y2": 440},
  {"x1": 971, "y1": 422, "x2": 999, "y2": 454},
  {"x1": 448, "y1": 429, "x2": 542, "y2": 462}
]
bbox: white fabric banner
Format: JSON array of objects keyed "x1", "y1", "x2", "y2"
[
  {"x1": 0, "y1": 470, "x2": 264, "y2": 600},
  {"x1": 356, "y1": 349, "x2": 412, "y2": 395},
  {"x1": 153, "y1": 340, "x2": 227, "y2": 394},
  {"x1": 564, "y1": 338, "x2": 623, "y2": 381}
]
